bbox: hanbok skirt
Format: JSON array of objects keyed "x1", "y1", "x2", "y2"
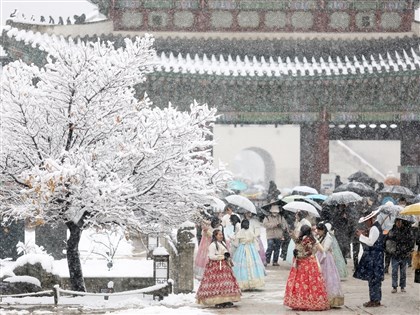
[
  {"x1": 194, "y1": 235, "x2": 211, "y2": 280},
  {"x1": 257, "y1": 236, "x2": 266, "y2": 264},
  {"x1": 232, "y1": 243, "x2": 265, "y2": 290},
  {"x1": 331, "y1": 235, "x2": 348, "y2": 280},
  {"x1": 284, "y1": 255, "x2": 330, "y2": 311},
  {"x1": 196, "y1": 259, "x2": 241, "y2": 305},
  {"x1": 316, "y1": 251, "x2": 344, "y2": 307},
  {"x1": 285, "y1": 239, "x2": 295, "y2": 265}
]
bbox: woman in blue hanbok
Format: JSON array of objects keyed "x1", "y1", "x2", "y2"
[{"x1": 232, "y1": 219, "x2": 265, "y2": 290}]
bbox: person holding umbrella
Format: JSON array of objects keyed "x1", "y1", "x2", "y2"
[{"x1": 353, "y1": 209, "x2": 385, "y2": 308}]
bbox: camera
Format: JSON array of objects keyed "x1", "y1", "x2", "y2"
[{"x1": 224, "y1": 252, "x2": 231, "y2": 260}]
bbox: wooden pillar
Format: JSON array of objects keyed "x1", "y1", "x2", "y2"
[
  {"x1": 400, "y1": 121, "x2": 420, "y2": 194},
  {"x1": 300, "y1": 120, "x2": 330, "y2": 191}
]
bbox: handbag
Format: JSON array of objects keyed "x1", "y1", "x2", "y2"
[
  {"x1": 385, "y1": 239, "x2": 397, "y2": 255},
  {"x1": 412, "y1": 251, "x2": 420, "y2": 270}
]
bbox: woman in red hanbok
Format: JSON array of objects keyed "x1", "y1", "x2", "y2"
[
  {"x1": 196, "y1": 229, "x2": 241, "y2": 308},
  {"x1": 284, "y1": 225, "x2": 330, "y2": 311}
]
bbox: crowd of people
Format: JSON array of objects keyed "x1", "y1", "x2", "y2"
[{"x1": 193, "y1": 187, "x2": 420, "y2": 310}]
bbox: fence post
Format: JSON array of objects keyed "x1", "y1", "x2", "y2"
[{"x1": 53, "y1": 284, "x2": 60, "y2": 306}]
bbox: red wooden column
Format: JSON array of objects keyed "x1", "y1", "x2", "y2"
[
  {"x1": 300, "y1": 116, "x2": 330, "y2": 191},
  {"x1": 400, "y1": 121, "x2": 420, "y2": 193}
]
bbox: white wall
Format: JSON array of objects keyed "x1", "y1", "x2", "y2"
[
  {"x1": 213, "y1": 124, "x2": 301, "y2": 189},
  {"x1": 213, "y1": 124, "x2": 401, "y2": 191}
]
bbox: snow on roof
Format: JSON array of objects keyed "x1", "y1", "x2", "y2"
[
  {"x1": 156, "y1": 48, "x2": 420, "y2": 78},
  {"x1": 180, "y1": 220, "x2": 195, "y2": 228},
  {"x1": 1, "y1": 1, "x2": 105, "y2": 29},
  {"x1": 4, "y1": 26, "x2": 420, "y2": 78},
  {"x1": 4, "y1": 275, "x2": 41, "y2": 287},
  {"x1": 153, "y1": 246, "x2": 169, "y2": 256}
]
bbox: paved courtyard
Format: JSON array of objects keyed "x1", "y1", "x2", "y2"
[{"x1": 202, "y1": 260, "x2": 420, "y2": 315}]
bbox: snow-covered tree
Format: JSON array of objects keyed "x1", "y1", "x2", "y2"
[{"x1": 0, "y1": 30, "x2": 230, "y2": 291}]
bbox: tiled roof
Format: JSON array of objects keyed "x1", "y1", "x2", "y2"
[
  {"x1": 156, "y1": 49, "x2": 420, "y2": 78},
  {"x1": 3, "y1": 26, "x2": 420, "y2": 78}
]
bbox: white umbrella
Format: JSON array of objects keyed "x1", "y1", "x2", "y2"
[
  {"x1": 283, "y1": 201, "x2": 320, "y2": 217},
  {"x1": 208, "y1": 196, "x2": 226, "y2": 212},
  {"x1": 225, "y1": 195, "x2": 257, "y2": 214},
  {"x1": 292, "y1": 186, "x2": 318, "y2": 195}
]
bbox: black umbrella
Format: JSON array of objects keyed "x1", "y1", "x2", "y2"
[
  {"x1": 334, "y1": 181, "x2": 376, "y2": 197},
  {"x1": 348, "y1": 171, "x2": 378, "y2": 188},
  {"x1": 259, "y1": 199, "x2": 291, "y2": 222},
  {"x1": 379, "y1": 185, "x2": 415, "y2": 198},
  {"x1": 408, "y1": 194, "x2": 420, "y2": 204}
]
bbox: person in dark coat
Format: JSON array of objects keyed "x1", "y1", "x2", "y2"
[
  {"x1": 353, "y1": 209, "x2": 385, "y2": 308},
  {"x1": 386, "y1": 218, "x2": 415, "y2": 293},
  {"x1": 331, "y1": 204, "x2": 354, "y2": 263}
]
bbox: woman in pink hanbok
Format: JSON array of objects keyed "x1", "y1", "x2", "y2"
[
  {"x1": 315, "y1": 222, "x2": 344, "y2": 308},
  {"x1": 195, "y1": 217, "x2": 223, "y2": 280}
]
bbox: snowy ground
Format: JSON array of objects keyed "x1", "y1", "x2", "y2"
[{"x1": 1, "y1": 226, "x2": 261, "y2": 314}]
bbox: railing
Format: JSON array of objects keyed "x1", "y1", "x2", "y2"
[
  {"x1": 52, "y1": 281, "x2": 173, "y2": 305},
  {"x1": 0, "y1": 281, "x2": 173, "y2": 305}
]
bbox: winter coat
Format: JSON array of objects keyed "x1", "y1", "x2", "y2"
[
  {"x1": 263, "y1": 214, "x2": 288, "y2": 240},
  {"x1": 386, "y1": 224, "x2": 415, "y2": 258}
]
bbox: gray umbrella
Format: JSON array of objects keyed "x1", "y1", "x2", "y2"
[
  {"x1": 379, "y1": 185, "x2": 415, "y2": 198},
  {"x1": 324, "y1": 191, "x2": 363, "y2": 206},
  {"x1": 334, "y1": 181, "x2": 376, "y2": 197}
]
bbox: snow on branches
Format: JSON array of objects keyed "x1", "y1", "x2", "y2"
[{"x1": 1, "y1": 30, "x2": 230, "y2": 233}]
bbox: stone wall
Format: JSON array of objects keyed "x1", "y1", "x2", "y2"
[
  {"x1": 60, "y1": 276, "x2": 154, "y2": 292},
  {"x1": 160, "y1": 225, "x2": 195, "y2": 294}
]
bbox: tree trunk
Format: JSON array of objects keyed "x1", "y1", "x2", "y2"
[{"x1": 66, "y1": 221, "x2": 86, "y2": 292}]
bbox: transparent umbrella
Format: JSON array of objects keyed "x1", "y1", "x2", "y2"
[
  {"x1": 324, "y1": 191, "x2": 362, "y2": 206},
  {"x1": 379, "y1": 185, "x2": 415, "y2": 198},
  {"x1": 376, "y1": 204, "x2": 403, "y2": 230}
]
